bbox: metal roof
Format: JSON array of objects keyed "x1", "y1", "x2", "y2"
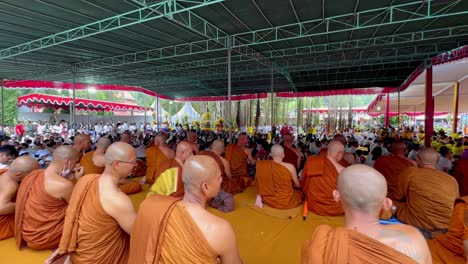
[{"x1": 0, "y1": 0, "x2": 467, "y2": 99}]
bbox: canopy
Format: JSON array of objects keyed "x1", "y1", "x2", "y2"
[
  {"x1": 17, "y1": 93, "x2": 151, "y2": 112},
  {"x1": 301, "y1": 108, "x2": 367, "y2": 114},
  {"x1": 171, "y1": 102, "x2": 201, "y2": 124}
]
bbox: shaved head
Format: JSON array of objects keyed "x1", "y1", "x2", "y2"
[
  {"x1": 271, "y1": 144, "x2": 284, "y2": 159},
  {"x1": 154, "y1": 134, "x2": 167, "y2": 145},
  {"x1": 74, "y1": 134, "x2": 90, "y2": 144},
  {"x1": 338, "y1": 164, "x2": 387, "y2": 214},
  {"x1": 182, "y1": 155, "x2": 221, "y2": 194},
  {"x1": 9, "y1": 156, "x2": 39, "y2": 176},
  {"x1": 327, "y1": 140, "x2": 345, "y2": 157},
  {"x1": 105, "y1": 142, "x2": 136, "y2": 165},
  {"x1": 120, "y1": 131, "x2": 131, "y2": 144},
  {"x1": 96, "y1": 137, "x2": 112, "y2": 149},
  {"x1": 418, "y1": 148, "x2": 439, "y2": 166},
  {"x1": 283, "y1": 134, "x2": 294, "y2": 145},
  {"x1": 333, "y1": 134, "x2": 347, "y2": 146},
  {"x1": 211, "y1": 139, "x2": 225, "y2": 153},
  {"x1": 177, "y1": 141, "x2": 192, "y2": 154},
  {"x1": 52, "y1": 146, "x2": 79, "y2": 162},
  {"x1": 391, "y1": 141, "x2": 408, "y2": 156}
]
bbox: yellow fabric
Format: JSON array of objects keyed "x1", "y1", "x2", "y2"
[
  {"x1": 0, "y1": 179, "x2": 345, "y2": 264},
  {"x1": 249, "y1": 203, "x2": 300, "y2": 219},
  {"x1": 147, "y1": 167, "x2": 179, "y2": 197}
]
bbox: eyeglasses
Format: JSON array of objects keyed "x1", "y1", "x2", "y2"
[{"x1": 111, "y1": 160, "x2": 137, "y2": 166}]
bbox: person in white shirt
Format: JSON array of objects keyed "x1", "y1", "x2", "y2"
[
  {"x1": 408, "y1": 144, "x2": 420, "y2": 161},
  {"x1": 436, "y1": 146, "x2": 453, "y2": 173}
]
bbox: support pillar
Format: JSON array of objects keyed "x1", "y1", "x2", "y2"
[
  {"x1": 425, "y1": 66, "x2": 434, "y2": 148},
  {"x1": 71, "y1": 66, "x2": 76, "y2": 135},
  {"x1": 270, "y1": 68, "x2": 274, "y2": 126},
  {"x1": 453, "y1": 82, "x2": 460, "y2": 133},
  {"x1": 1, "y1": 80, "x2": 4, "y2": 132},
  {"x1": 227, "y1": 36, "x2": 232, "y2": 143},
  {"x1": 156, "y1": 82, "x2": 159, "y2": 132},
  {"x1": 296, "y1": 92, "x2": 299, "y2": 140},
  {"x1": 385, "y1": 93, "x2": 390, "y2": 128}
]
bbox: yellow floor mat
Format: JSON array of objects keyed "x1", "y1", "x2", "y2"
[{"x1": 0, "y1": 182, "x2": 344, "y2": 264}]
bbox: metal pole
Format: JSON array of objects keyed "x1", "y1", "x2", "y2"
[
  {"x1": 296, "y1": 92, "x2": 300, "y2": 140},
  {"x1": 228, "y1": 36, "x2": 232, "y2": 143},
  {"x1": 424, "y1": 66, "x2": 434, "y2": 148},
  {"x1": 453, "y1": 82, "x2": 460, "y2": 133},
  {"x1": 1, "y1": 80, "x2": 4, "y2": 132},
  {"x1": 270, "y1": 68, "x2": 274, "y2": 126},
  {"x1": 72, "y1": 66, "x2": 76, "y2": 134},
  {"x1": 143, "y1": 91, "x2": 147, "y2": 128},
  {"x1": 87, "y1": 89, "x2": 90, "y2": 127},
  {"x1": 156, "y1": 81, "x2": 160, "y2": 132}
]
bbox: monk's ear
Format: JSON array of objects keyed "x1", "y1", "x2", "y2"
[
  {"x1": 332, "y1": 190, "x2": 340, "y2": 203},
  {"x1": 382, "y1": 198, "x2": 393, "y2": 211}
]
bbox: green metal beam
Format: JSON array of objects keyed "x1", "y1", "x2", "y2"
[{"x1": 0, "y1": 0, "x2": 225, "y2": 60}]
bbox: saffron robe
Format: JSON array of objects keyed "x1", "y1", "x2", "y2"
[
  {"x1": 200, "y1": 150, "x2": 239, "y2": 195},
  {"x1": 80, "y1": 151, "x2": 104, "y2": 175},
  {"x1": 283, "y1": 145, "x2": 299, "y2": 171},
  {"x1": 15, "y1": 170, "x2": 67, "y2": 250},
  {"x1": 427, "y1": 197, "x2": 468, "y2": 264},
  {"x1": 128, "y1": 195, "x2": 218, "y2": 264},
  {"x1": 146, "y1": 146, "x2": 170, "y2": 185},
  {"x1": 453, "y1": 159, "x2": 468, "y2": 197},
  {"x1": 225, "y1": 144, "x2": 247, "y2": 193},
  {"x1": 302, "y1": 225, "x2": 418, "y2": 264},
  {"x1": 256, "y1": 160, "x2": 303, "y2": 209},
  {"x1": 149, "y1": 159, "x2": 184, "y2": 198},
  {"x1": 58, "y1": 174, "x2": 129, "y2": 264},
  {"x1": 302, "y1": 156, "x2": 343, "y2": 216},
  {"x1": 393, "y1": 167, "x2": 459, "y2": 230},
  {"x1": 374, "y1": 155, "x2": 415, "y2": 200}
]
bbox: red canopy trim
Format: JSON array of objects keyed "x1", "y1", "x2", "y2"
[
  {"x1": 17, "y1": 93, "x2": 152, "y2": 112},
  {"x1": 301, "y1": 108, "x2": 368, "y2": 114},
  {"x1": 366, "y1": 112, "x2": 449, "y2": 117},
  {"x1": 276, "y1": 87, "x2": 396, "y2": 98},
  {"x1": 175, "y1": 93, "x2": 268, "y2": 102},
  {"x1": 4, "y1": 80, "x2": 170, "y2": 100}
]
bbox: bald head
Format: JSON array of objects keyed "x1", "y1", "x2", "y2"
[
  {"x1": 327, "y1": 140, "x2": 345, "y2": 159},
  {"x1": 74, "y1": 134, "x2": 90, "y2": 145},
  {"x1": 52, "y1": 146, "x2": 79, "y2": 163},
  {"x1": 96, "y1": 137, "x2": 112, "y2": 149},
  {"x1": 283, "y1": 134, "x2": 294, "y2": 145},
  {"x1": 8, "y1": 156, "x2": 39, "y2": 176},
  {"x1": 211, "y1": 139, "x2": 225, "y2": 154},
  {"x1": 175, "y1": 141, "x2": 193, "y2": 162},
  {"x1": 154, "y1": 134, "x2": 167, "y2": 145},
  {"x1": 338, "y1": 164, "x2": 387, "y2": 214},
  {"x1": 390, "y1": 141, "x2": 407, "y2": 156},
  {"x1": 104, "y1": 142, "x2": 136, "y2": 166},
  {"x1": 333, "y1": 134, "x2": 347, "y2": 146},
  {"x1": 120, "y1": 132, "x2": 131, "y2": 144},
  {"x1": 182, "y1": 155, "x2": 221, "y2": 195},
  {"x1": 271, "y1": 144, "x2": 285, "y2": 159},
  {"x1": 417, "y1": 148, "x2": 439, "y2": 166}
]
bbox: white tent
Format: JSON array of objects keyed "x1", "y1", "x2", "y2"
[
  {"x1": 172, "y1": 102, "x2": 200, "y2": 124},
  {"x1": 150, "y1": 100, "x2": 169, "y2": 120}
]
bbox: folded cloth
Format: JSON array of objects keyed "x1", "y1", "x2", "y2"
[{"x1": 209, "y1": 191, "x2": 234, "y2": 213}]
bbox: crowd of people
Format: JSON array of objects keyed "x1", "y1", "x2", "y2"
[{"x1": 0, "y1": 118, "x2": 468, "y2": 263}]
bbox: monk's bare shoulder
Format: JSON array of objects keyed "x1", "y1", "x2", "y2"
[
  {"x1": 377, "y1": 224, "x2": 431, "y2": 264},
  {"x1": 280, "y1": 161, "x2": 296, "y2": 174}
]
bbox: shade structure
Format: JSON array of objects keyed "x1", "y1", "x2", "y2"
[
  {"x1": 17, "y1": 93, "x2": 151, "y2": 112},
  {"x1": 171, "y1": 102, "x2": 201, "y2": 124},
  {"x1": 301, "y1": 108, "x2": 368, "y2": 114}
]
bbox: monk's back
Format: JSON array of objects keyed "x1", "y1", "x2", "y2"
[{"x1": 374, "y1": 155, "x2": 414, "y2": 200}]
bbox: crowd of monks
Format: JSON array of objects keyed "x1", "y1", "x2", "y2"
[{"x1": 0, "y1": 128, "x2": 468, "y2": 263}]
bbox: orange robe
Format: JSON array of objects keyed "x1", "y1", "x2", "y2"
[
  {"x1": 393, "y1": 167, "x2": 459, "y2": 230},
  {"x1": 58, "y1": 174, "x2": 129, "y2": 264},
  {"x1": 200, "y1": 150, "x2": 239, "y2": 195},
  {"x1": 0, "y1": 168, "x2": 14, "y2": 240},
  {"x1": 146, "y1": 146, "x2": 170, "y2": 185},
  {"x1": 374, "y1": 155, "x2": 415, "y2": 200},
  {"x1": 154, "y1": 158, "x2": 184, "y2": 198},
  {"x1": 15, "y1": 170, "x2": 67, "y2": 250},
  {"x1": 129, "y1": 195, "x2": 218, "y2": 264},
  {"x1": 225, "y1": 144, "x2": 247, "y2": 193},
  {"x1": 283, "y1": 145, "x2": 299, "y2": 171},
  {"x1": 302, "y1": 225, "x2": 418, "y2": 263},
  {"x1": 319, "y1": 148, "x2": 350, "y2": 167},
  {"x1": 80, "y1": 151, "x2": 104, "y2": 175},
  {"x1": 427, "y1": 197, "x2": 468, "y2": 264},
  {"x1": 453, "y1": 159, "x2": 468, "y2": 197},
  {"x1": 302, "y1": 155, "x2": 343, "y2": 216},
  {"x1": 256, "y1": 160, "x2": 303, "y2": 209}
]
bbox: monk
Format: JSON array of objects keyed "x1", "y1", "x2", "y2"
[
  {"x1": 73, "y1": 133, "x2": 92, "y2": 160},
  {"x1": 256, "y1": 145, "x2": 303, "y2": 209},
  {"x1": 453, "y1": 158, "x2": 468, "y2": 196},
  {"x1": 374, "y1": 141, "x2": 417, "y2": 200},
  {"x1": 149, "y1": 141, "x2": 193, "y2": 198},
  {"x1": 225, "y1": 133, "x2": 255, "y2": 193},
  {"x1": 15, "y1": 146, "x2": 83, "y2": 250},
  {"x1": 302, "y1": 165, "x2": 431, "y2": 264},
  {"x1": 391, "y1": 148, "x2": 459, "y2": 231},
  {"x1": 0, "y1": 156, "x2": 39, "y2": 240},
  {"x1": 302, "y1": 140, "x2": 344, "y2": 216},
  {"x1": 128, "y1": 155, "x2": 243, "y2": 264},
  {"x1": 46, "y1": 142, "x2": 137, "y2": 264},
  {"x1": 187, "y1": 129, "x2": 199, "y2": 154},
  {"x1": 282, "y1": 133, "x2": 301, "y2": 171},
  {"x1": 81, "y1": 137, "x2": 141, "y2": 195},
  {"x1": 145, "y1": 134, "x2": 175, "y2": 184},
  {"x1": 319, "y1": 134, "x2": 350, "y2": 167},
  {"x1": 199, "y1": 139, "x2": 238, "y2": 194},
  {"x1": 427, "y1": 196, "x2": 468, "y2": 264},
  {"x1": 120, "y1": 131, "x2": 131, "y2": 144}
]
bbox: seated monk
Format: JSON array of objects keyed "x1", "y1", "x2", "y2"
[
  {"x1": 302, "y1": 141, "x2": 345, "y2": 216},
  {"x1": 128, "y1": 155, "x2": 243, "y2": 264},
  {"x1": 149, "y1": 141, "x2": 193, "y2": 198},
  {"x1": 15, "y1": 146, "x2": 84, "y2": 250},
  {"x1": 187, "y1": 129, "x2": 200, "y2": 155},
  {"x1": 73, "y1": 133, "x2": 92, "y2": 160},
  {"x1": 302, "y1": 165, "x2": 431, "y2": 264},
  {"x1": 256, "y1": 145, "x2": 303, "y2": 209},
  {"x1": 225, "y1": 133, "x2": 255, "y2": 193},
  {"x1": 319, "y1": 134, "x2": 350, "y2": 167},
  {"x1": 282, "y1": 133, "x2": 301, "y2": 171},
  {"x1": 374, "y1": 141, "x2": 416, "y2": 200},
  {"x1": 390, "y1": 148, "x2": 459, "y2": 231},
  {"x1": 81, "y1": 137, "x2": 141, "y2": 195},
  {"x1": 0, "y1": 156, "x2": 39, "y2": 240},
  {"x1": 46, "y1": 142, "x2": 138, "y2": 264},
  {"x1": 427, "y1": 196, "x2": 468, "y2": 264},
  {"x1": 144, "y1": 134, "x2": 174, "y2": 184},
  {"x1": 453, "y1": 158, "x2": 468, "y2": 196}
]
